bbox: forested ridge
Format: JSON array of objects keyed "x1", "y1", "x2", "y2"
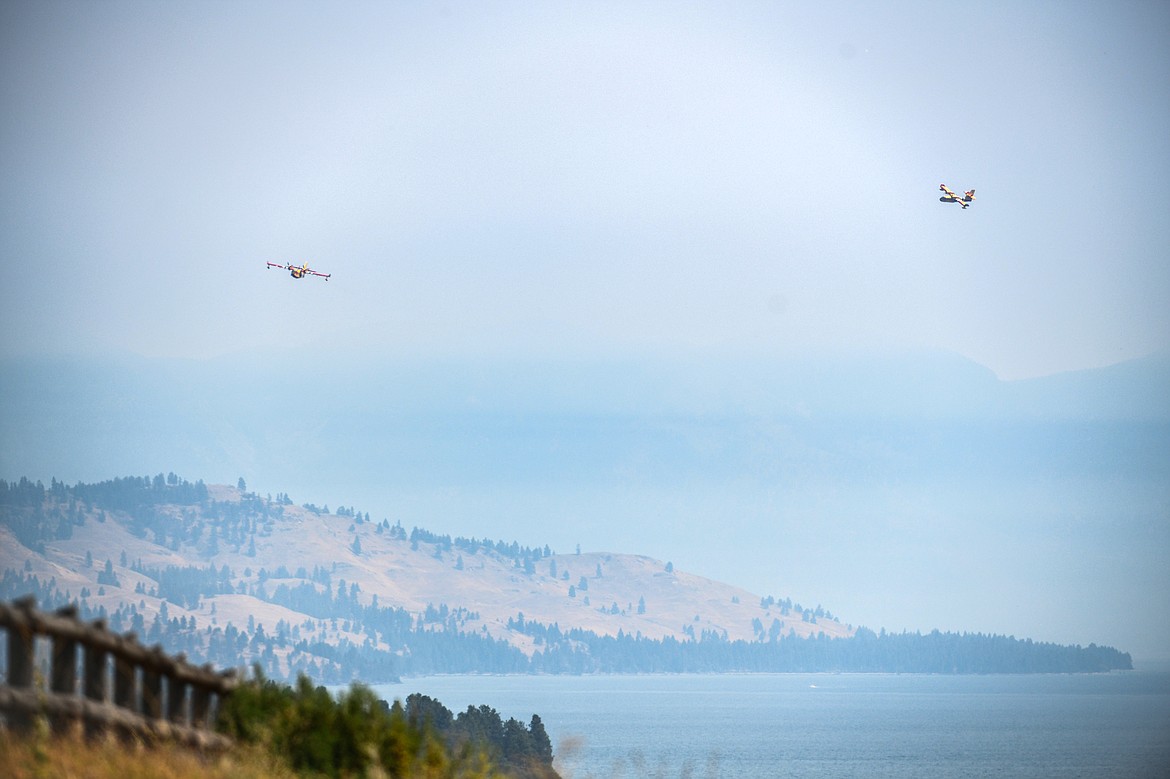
[{"x1": 1, "y1": 475, "x2": 1133, "y2": 679}]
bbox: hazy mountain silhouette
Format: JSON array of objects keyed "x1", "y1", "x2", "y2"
[{"x1": 2, "y1": 349, "x2": 1166, "y2": 659}]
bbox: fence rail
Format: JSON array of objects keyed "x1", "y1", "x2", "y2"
[{"x1": 0, "y1": 595, "x2": 236, "y2": 750}]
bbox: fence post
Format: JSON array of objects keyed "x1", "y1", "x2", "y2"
[
  {"x1": 191, "y1": 686, "x2": 210, "y2": 728},
  {"x1": 113, "y1": 653, "x2": 135, "y2": 709},
  {"x1": 5, "y1": 599, "x2": 35, "y2": 734},
  {"x1": 82, "y1": 619, "x2": 108, "y2": 738},
  {"x1": 7, "y1": 617, "x2": 34, "y2": 690},
  {"x1": 113, "y1": 642, "x2": 136, "y2": 741},
  {"x1": 142, "y1": 664, "x2": 163, "y2": 720},
  {"x1": 167, "y1": 652, "x2": 189, "y2": 726},
  {"x1": 50, "y1": 606, "x2": 80, "y2": 734},
  {"x1": 191, "y1": 666, "x2": 213, "y2": 730},
  {"x1": 142, "y1": 652, "x2": 164, "y2": 721}
]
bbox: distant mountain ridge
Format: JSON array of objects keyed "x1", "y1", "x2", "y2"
[
  {"x1": 2, "y1": 349, "x2": 1165, "y2": 504},
  {"x1": 0, "y1": 475, "x2": 1134, "y2": 679}
]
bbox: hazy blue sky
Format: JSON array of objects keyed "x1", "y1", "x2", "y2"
[
  {"x1": 2, "y1": 3, "x2": 1169, "y2": 660},
  {"x1": 2, "y1": 1, "x2": 1167, "y2": 378}
]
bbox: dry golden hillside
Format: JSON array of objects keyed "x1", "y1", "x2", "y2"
[{"x1": 1, "y1": 479, "x2": 851, "y2": 679}]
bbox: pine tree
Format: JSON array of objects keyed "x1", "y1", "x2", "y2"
[{"x1": 529, "y1": 714, "x2": 554, "y2": 764}]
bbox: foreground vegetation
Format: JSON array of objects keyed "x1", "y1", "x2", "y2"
[
  {"x1": 0, "y1": 672, "x2": 558, "y2": 779},
  {"x1": 218, "y1": 670, "x2": 557, "y2": 778},
  {"x1": 0, "y1": 724, "x2": 298, "y2": 779}
]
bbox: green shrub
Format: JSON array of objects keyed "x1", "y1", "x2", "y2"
[{"x1": 217, "y1": 667, "x2": 556, "y2": 778}]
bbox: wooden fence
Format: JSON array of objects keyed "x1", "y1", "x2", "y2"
[{"x1": 0, "y1": 595, "x2": 237, "y2": 750}]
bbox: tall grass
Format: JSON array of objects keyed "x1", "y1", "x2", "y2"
[{"x1": 0, "y1": 718, "x2": 296, "y2": 779}]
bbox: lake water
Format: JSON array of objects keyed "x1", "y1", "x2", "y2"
[{"x1": 373, "y1": 672, "x2": 1170, "y2": 778}]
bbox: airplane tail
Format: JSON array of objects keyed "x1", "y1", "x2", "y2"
[{"x1": 964, "y1": 189, "x2": 975, "y2": 200}]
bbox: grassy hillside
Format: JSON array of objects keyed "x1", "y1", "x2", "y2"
[{"x1": 1, "y1": 476, "x2": 849, "y2": 682}]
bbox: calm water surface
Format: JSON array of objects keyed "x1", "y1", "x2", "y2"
[{"x1": 373, "y1": 672, "x2": 1170, "y2": 778}]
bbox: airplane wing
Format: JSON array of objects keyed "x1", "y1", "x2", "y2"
[
  {"x1": 266, "y1": 260, "x2": 329, "y2": 278},
  {"x1": 939, "y1": 184, "x2": 957, "y2": 198}
]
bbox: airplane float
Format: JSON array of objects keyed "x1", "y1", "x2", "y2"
[
  {"x1": 266, "y1": 261, "x2": 331, "y2": 280},
  {"x1": 939, "y1": 184, "x2": 975, "y2": 209}
]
